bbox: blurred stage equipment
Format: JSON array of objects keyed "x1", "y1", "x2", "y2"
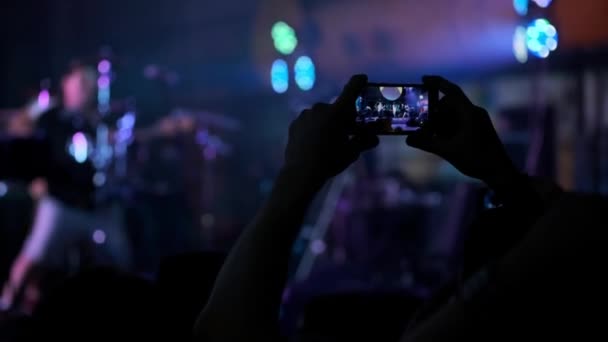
[
  {"x1": 269, "y1": 20, "x2": 316, "y2": 93},
  {"x1": 174, "y1": 108, "x2": 241, "y2": 236},
  {"x1": 513, "y1": 0, "x2": 558, "y2": 63},
  {"x1": 510, "y1": 0, "x2": 558, "y2": 179}
]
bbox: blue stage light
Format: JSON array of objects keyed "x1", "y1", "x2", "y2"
[
  {"x1": 513, "y1": 0, "x2": 529, "y2": 16},
  {"x1": 526, "y1": 18, "x2": 558, "y2": 59},
  {"x1": 294, "y1": 56, "x2": 316, "y2": 91},
  {"x1": 271, "y1": 59, "x2": 289, "y2": 93}
]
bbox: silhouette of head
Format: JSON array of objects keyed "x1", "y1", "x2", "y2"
[{"x1": 32, "y1": 267, "x2": 158, "y2": 340}]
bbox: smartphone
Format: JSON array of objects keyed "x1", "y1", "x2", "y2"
[{"x1": 354, "y1": 83, "x2": 437, "y2": 135}]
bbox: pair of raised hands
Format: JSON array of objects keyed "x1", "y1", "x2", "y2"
[{"x1": 283, "y1": 75, "x2": 519, "y2": 187}]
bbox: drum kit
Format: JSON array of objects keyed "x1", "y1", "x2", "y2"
[{"x1": 0, "y1": 86, "x2": 241, "y2": 252}]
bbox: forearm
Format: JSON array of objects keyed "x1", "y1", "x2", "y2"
[{"x1": 194, "y1": 168, "x2": 325, "y2": 341}]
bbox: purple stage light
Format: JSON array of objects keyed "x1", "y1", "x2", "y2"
[
  {"x1": 97, "y1": 75, "x2": 110, "y2": 88},
  {"x1": 98, "y1": 60, "x2": 111, "y2": 74},
  {"x1": 37, "y1": 89, "x2": 50, "y2": 108},
  {"x1": 92, "y1": 229, "x2": 106, "y2": 244}
]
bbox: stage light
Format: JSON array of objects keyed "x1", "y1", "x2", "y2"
[
  {"x1": 97, "y1": 75, "x2": 110, "y2": 88},
  {"x1": 70, "y1": 132, "x2": 89, "y2": 163},
  {"x1": 513, "y1": 0, "x2": 528, "y2": 16},
  {"x1": 37, "y1": 89, "x2": 50, "y2": 108},
  {"x1": 93, "y1": 172, "x2": 106, "y2": 186},
  {"x1": 0, "y1": 182, "x2": 7, "y2": 197},
  {"x1": 294, "y1": 56, "x2": 315, "y2": 91},
  {"x1": 532, "y1": 0, "x2": 552, "y2": 8},
  {"x1": 92, "y1": 229, "x2": 106, "y2": 244},
  {"x1": 526, "y1": 18, "x2": 558, "y2": 58},
  {"x1": 310, "y1": 239, "x2": 326, "y2": 255},
  {"x1": 98, "y1": 88, "x2": 110, "y2": 105},
  {"x1": 271, "y1": 21, "x2": 298, "y2": 55},
  {"x1": 513, "y1": 25, "x2": 529, "y2": 63},
  {"x1": 98, "y1": 60, "x2": 111, "y2": 74},
  {"x1": 271, "y1": 59, "x2": 289, "y2": 93}
]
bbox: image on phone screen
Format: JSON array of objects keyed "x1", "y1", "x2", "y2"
[{"x1": 355, "y1": 84, "x2": 430, "y2": 134}]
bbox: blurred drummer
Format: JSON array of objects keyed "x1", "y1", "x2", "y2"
[{"x1": 0, "y1": 63, "x2": 131, "y2": 313}]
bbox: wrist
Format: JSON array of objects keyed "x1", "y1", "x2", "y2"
[
  {"x1": 278, "y1": 163, "x2": 329, "y2": 188},
  {"x1": 482, "y1": 157, "x2": 521, "y2": 190},
  {"x1": 267, "y1": 165, "x2": 326, "y2": 201},
  {"x1": 485, "y1": 170, "x2": 532, "y2": 206}
]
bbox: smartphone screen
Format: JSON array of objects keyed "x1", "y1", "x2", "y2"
[{"x1": 355, "y1": 83, "x2": 432, "y2": 135}]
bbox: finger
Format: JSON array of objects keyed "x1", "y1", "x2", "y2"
[
  {"x1": 406, "y1": 128, "x2": 443, "y2": 156},
  {"x1": 334, "y1": 74, "x2": 368, "y2": 112},
  {"x1": 422, "y1": 75, "x2": 471, "y2": 104}
]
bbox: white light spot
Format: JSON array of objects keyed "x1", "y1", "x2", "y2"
[
  {"x1": 0, "y1": 182, "x2": 7, "y2": 197},
  {"x1": 93, "y1": 172, "x2": 106, "y2": 187},
  {"x1": 546, "y1": 37, "x2": 558, "y2": 51},
  {"x1": 71, "y1": 132, "x2": 89, "y2": 163},
  {"x1": 539, "y1": 46, "x2": 550, "y2": 58},
  {"x1": 93, "y1": 229, "x2": 106, "y2": 244},
  {"x1": 545, "y1": 25, "x2": 557, "y2": 38},
  {"x1": 310, "y1": 239, "x2": 326, "y2": 255}
]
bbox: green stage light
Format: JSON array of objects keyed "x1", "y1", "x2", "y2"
[{"x1": 271, "y1": 21, "x2": 298, "y2": 55}]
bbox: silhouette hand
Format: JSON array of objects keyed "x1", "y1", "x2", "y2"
[
  {"x1": 406, "y1": 76, "x2": 518, "y2": 187},
  {"x1": 283, "y1": 74, "x2": 379, "y2": 180}
]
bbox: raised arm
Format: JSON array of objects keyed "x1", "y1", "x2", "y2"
[
  {"x1": 402, "y1": 76, "x2": 564, "y2": 340},
  {"x1": 193, "y1": 75, "x2": 378, "y2": 341},
  {"x1": 406, "y1": 76, "x2": 557, "y2": 217}
]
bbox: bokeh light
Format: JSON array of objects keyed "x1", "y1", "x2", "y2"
[
  {"x1": 271, "y1": 59, "x2": 289, "y2": 93},
  {"x1": 92, "y1": 229, "x2": 106, "y2": 244},
  {"x1": 97, "y1": 75, "x2": 110, "y2": 88},
  {"x1": 513, "y1": 0, "x2": 528, "y2": 16},
  {"x1": 271, "y1": 21, "x2": 298, "y2": 55},
  {"x1": 532, "y1": 0, "x2": 552, "y2": 8},
  {"x1": 37, "y1": 89, "x2": 50, "y2": 108},
  {"x1": 97, "y1": 59, "x2": 111, "y2": 74},
  {"x1": 0, "y1": 182, "x2": 7, "y2": 197},
  {"x1": 294, "y1": 56, "x2": 316, "y2": 91},
  {"x1": 70, "y1": 132, "x2": 89, "y2": 163},
  {"x1": 526, "y1": 18, "x2": 558, "y2": 59},
  {"x1": 513, "y1": 25, "x2": 529, "y2": 63}
]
